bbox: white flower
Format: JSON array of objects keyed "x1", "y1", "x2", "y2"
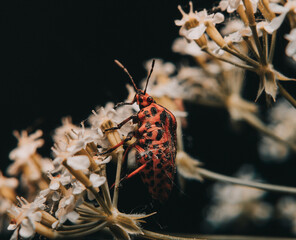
[
  {"x1": 52, "y1": 117, "x2": 81, "y2": 143},
  {"x1": 65, "y1": 125, "x2": 95, "y2": 155},
  {"x1": 172, "y1": 37, "x2": 205, "y2": 57},
  {"x1": 66, "y1": 155, "x2": 90, "y2": 170},
  {"x1": 0, "y1": 171, "x2": 18, "y2": 189},
  {"x1": 89, "y1": 102, "x2": 135, "y2": 139},
  {"x1": 278, "y1": 197, "x2": 296, "y2": 234},
  {"x1": 55, "y1": 188, "x2": 82, "y2": 224},
  {"x1": 187, "y1": 10, "x2": 225, "y2": 40},
  {"x1": 89, "y1": 173, "x2": 106, "y2": 188},
  {"x1": 285, "y1": 28, "x2": 296, "y2": 61},
  {"x1": 175, "y1": 2, "x2": 199, "y2": 39},
  {"x1": 264, "y1": 1, "x2": 296, "y2": 34},
  {"x1": 219, "y1": 0, "x2": 258, "y2": 13},
  {"x1": 206, "y1": 166, "x2": 272, "y2": 226},
  {"x1": 259, "y1": 99, "x2": 296, "y2": 161},
  {"x1": 9, "y1": 130, "x2": 44, "y2": 161},
  {"x1": 7, "y1": 197, "x2": 44, "y2": 239}
]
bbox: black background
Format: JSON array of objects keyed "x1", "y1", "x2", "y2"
[{"x1": 1, "y1": 0, "x2": 296, "y2": 239}]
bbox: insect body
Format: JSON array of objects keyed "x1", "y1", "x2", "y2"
[{"x1": 106, "y1": 60, "x2": 177, "y2": 202}]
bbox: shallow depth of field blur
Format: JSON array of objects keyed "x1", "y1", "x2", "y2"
[{"x1": 2, "y1": 0, "x2": 296, "y2": 239}]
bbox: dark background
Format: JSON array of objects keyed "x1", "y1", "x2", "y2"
[{"x1": 1, "y1": 0, "x2": 296, "y2": 239}]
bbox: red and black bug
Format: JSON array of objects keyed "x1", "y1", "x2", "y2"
[{"x1": 102, "y1": 59, "x2": 177, "y2": 202}]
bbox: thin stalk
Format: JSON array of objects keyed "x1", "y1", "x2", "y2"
[
  {"x1": 278, "y1": 82, "x2": 296, "y2": 109},
  {"x1": 59, "y1": 221, "x2": 102, "y2": 230},
  {"x1": 176, "y1": 117, "x2": 184, "y2": 152},
  {"x1": 102, "y1": 181, "x2": 112, "y2": 208},
  {"x1": 113, "y1": 150, "x2": 124, "y2": 208},
  {"x1": 269, "y1": 31, "x2": 277, "y2": 63},
  {"x1": 81, "y1": 202, "x2": 102, "y2": 214},
  {"x1": 198, "y1": 168, "x2": 296, "y2": 194},
  {"x1": 262, "y1": 30, "x2": 268, "y2": 62},
  {"x1": 198, "y1": 235, "x2": 296, "y2": 240},
  {"x1": 242, "y1": 112, "x2": 296, "y2": 151},
  {"x1": 243, "y1": 37, "x2": 260, "y2": 60},
  {"x1": 57, "y1": 221, "x2": 108, "y2": 239},
  {"x1": 250, "y1": 24, "x2": 266, "y2": 65},
  {"x1": 223, "y1": 45, "x2": 260, "y2": 68},
  {"x1": 204, "y1": 49, "x2": 256, "y2": 72},
  {"x1": 141, "y1": 229, "x2": 203, "y2": 240}
]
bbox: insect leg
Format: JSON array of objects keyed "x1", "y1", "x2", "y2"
[
  {"x1": 99, "y1": 131, "x2": 135, "y2": 155},
  {"x1": 110, "y1": 161, "x2": 150, "y2": 189},
  {"x1": 103, "y1": 114, "x2": 137, "y2": 132}
]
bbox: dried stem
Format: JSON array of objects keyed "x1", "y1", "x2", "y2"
[
  {"x1": 203, "y1": 48, "x2": 256, "y2": 72},
  {"x1": 140, "y1": 229, "x2": 203, "y2": 240},
  {"x1": 268, "y1": 31, "x2": 277, "y2": 63},
  {"x1": 113, "y1": 150, "x2": 124, "y2": 208},
  {"x1": 198, "y1": 168, "x2": 296, "y2": 194},
  {"x1": 241, "y1": 112, "x2": 296, "y2": 151},
  {"x1": 198, "y1": 235, "x2": 296, "y2": 240}
]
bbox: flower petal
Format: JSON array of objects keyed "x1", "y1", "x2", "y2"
[
  {"x1": 264, "y1": 11, "x2": 288, "y2": 34},
  {"x1": 67, "y1": 155, "x2": 90, "y2": 170},
  {"x1": 89, "y1": 174, "x2": 106, "y2": 188},
  {"x1": 187, "y1": 24, "x2": 207, "y2": 40},
  {"x1": 19, "y1": 219, "x2": 35, "y2": 238}
]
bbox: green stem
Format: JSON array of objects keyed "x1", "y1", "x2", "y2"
[{"x1": 198, "y1": 168, "x2": 296, "y2": 194}]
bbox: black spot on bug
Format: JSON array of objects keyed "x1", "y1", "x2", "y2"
[
  {"x1": 147, "y1": 170, "x2": 154, "y2": 178},
  {"x1": 166, "y1": 152, "x2": 171, "y2": 159},
  {"x1": 166, "y1": 165, "x2": 173, "y2": 173},
  {"x1": 145, "y1": 139, "x2": 152, "y2": 145},
  {"x1": 155, "y1": 121, "x2": 162, "y2": 127},
  {"x1": 163, "y1": 141, "x2": 169, "y2": 147},
  {"x1": 150, "y1": 180, "x2": 155, "y2": 186},
  {"x1": 144, "y1": 110, "x2": 151, "y2": 118},
  {"x1": 145, "y1": 122, "x2": 151, "y2": 129},
  {"x1": 147, "y1": 131, "x2": 152, "y2": 137},
  {"x1": 160, "y1": 110, "x2": 167, "y2": 124},
  {"x1": 139, "y1": 97, "x2": 143, "y2": 103},
  {"x1": 157, "y1": 163, "x2": 162, "y2": 168},
  {"x1": 156, "y1": 129, "x2": 164, "y2": 141},
  {"x1": 153, "y1": 145, "x2": 159, "y2": 149},
  {"x1": 156, "y1": 173, "x2": 162, "y2": 178},
  {"x1": 148, "y1": 151, "x2": 153, "y2": 157},
  {"x1": 146, "y1": 161, "x2": 153, "y2": 167},
  {"x1": 156, "y1": 153, "x2": 162, "y2": 159},
  {"x1": 151, "y1": 107, "x2": 157, "y2": 116}
]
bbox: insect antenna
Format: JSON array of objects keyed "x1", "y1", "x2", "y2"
[
  {"x1": 144, "y1": 59, "x2": 155, "y2": 94},
  {"x1": 114, "y1": 59, "x2": 138, "y2": 91}
]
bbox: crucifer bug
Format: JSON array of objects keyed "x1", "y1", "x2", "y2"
[{"x1": 102, "y1": 59, "x2": 177, "y2": 202}]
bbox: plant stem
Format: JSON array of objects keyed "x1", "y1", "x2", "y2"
[
  {"x1": 198, "y1": 167, "x2": 296, "y2": 194},
  {"x1": 203, "y1": 49, "x2": 256, "y2": 72},
  {"x1": 140, "y1": 229, "x2": 203, "y2": 240},
  {"x1": 242, "y1": 112, "x2": 296, "y2": 152},
  {"x1": 113, "y1": 150, "x2": 124, "y2": 208},
  {"x1": 198, "y1": 235, "x2": 296, "y2": 240},
  {"x1": 57, "y1": 222, "x2": 108, "y2": 238},
  {"x1": 269, "y1": 31, "x2": 277, "y2": 63},
  {"x1": 278, "y1": 82, "x2": 296, "y2": 109}
]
